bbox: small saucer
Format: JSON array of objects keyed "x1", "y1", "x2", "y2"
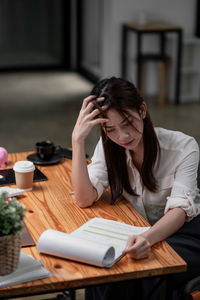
[{"x1": 27, "y1": 153, "x2": 63, "y2": 165}]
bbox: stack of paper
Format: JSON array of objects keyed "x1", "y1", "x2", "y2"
[
  {"x1": 0, "y1": 251, "x2": 51, "y2": 288},
  {"x1": 37, "y1": 217, "x2": 150, "y2": 268}
]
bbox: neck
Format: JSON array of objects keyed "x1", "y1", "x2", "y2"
[{"x1": 131, "y1": 140, "x2": 144, "y2": 171}]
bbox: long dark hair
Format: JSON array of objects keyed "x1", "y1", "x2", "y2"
[{"x1": 91, "y1": 77, "x2": 160, "y2": 204}]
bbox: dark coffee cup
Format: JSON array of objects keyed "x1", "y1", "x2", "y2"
[{"x1": 36, "y1": 141, "x2": 59, "y2": 160}]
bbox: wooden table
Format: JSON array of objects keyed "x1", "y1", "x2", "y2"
[{"x1": 0, "y1": 152, "x2": 187, "y2": 299}]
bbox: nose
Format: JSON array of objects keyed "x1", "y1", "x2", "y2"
[{"x1": 117, "y1": 129, "x2": 129, "y2": 141}]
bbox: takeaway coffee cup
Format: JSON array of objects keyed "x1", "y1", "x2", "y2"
[{"x1": 13, "y1": 161, "x2": 35, "y2": 191}]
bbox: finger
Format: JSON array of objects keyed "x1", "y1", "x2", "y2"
[
  {"x1": 78, "y1": 108, "x2": 107, "y2": 131},
  {"x1": 101, "y1": 104, "x2": 109, "y2": 110},
  {"x1": 78, "y1": 102, "x2": 98, "y2": 121},
  {"x1": 126, "y1": 236, "x2": 137, "y2": 249},
  {"x1": 126, "y1": 241, "x2": 151, "y2": 258},
  {"x1": 122, "y1": 237, "x2": 137, "y2": 255},
  {"x1": 123, "y1": 244, "x2": 137, "y2": 255},
  {"x1": 96, "y1": 97, "x2": 105, "y2": 104},
  {"x1": 123, "y1": 240, "x2": 147, "y2": 255},
  {"x1": 89, "y1": 107, "x2": 106, "y2": 119},
  {"x1": 125, "y1": 242, "x2": 150, "y2": 258},
  {"x1": 128, "y1": 248, "x2": 150, "y2": 259},
  {"x1": 82, "y1": 95, "x2": 96, "y2": 109},
  {"x1": 96, "y1": 96, "x2": 105, "y2": 101},
  {"x1": 92, "y1": 97, "x2": 106, "y2": 112},
  {"x1": 89, "y1": 118, "x2": 108, "y2": 127},
  {"x1": 85, "y1": 98, "x2": 105, "y2": 114},
  {"x1": 84, "y1": 101, "x2": 97, "y2": 113}
]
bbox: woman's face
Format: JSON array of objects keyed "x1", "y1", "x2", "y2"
[{"x1": 103, "y1": 105, "x2": 146, "y2": 151}]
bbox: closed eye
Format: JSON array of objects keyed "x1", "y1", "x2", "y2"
[
  {"x1": 122, "y1": 116, "x2": 133, "y2": 126},
  {"x1": 106, "y1": 127, "x2": 115, "y2": 133},
  {"x1": 122, "y1": 121, "x2": 130, "y2": 127},
  {"x1": 105, "y1": 116, "x2": 133, "y2": 133}
]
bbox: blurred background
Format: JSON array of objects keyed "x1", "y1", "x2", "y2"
[
  {"x1": 1, "y1": 0, "x2": 200, "y2": 158},
  {"x1": 0, "y1": 0, "x2": 199, "y2": 299}
]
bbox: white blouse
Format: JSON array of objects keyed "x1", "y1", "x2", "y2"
[{"x1": 88, "y1": 127, "x2": 200, "y2": 225}]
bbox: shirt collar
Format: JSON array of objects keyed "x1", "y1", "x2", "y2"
[{"x1": 126, "y1": 149, "x2": 132, "y2": 165}]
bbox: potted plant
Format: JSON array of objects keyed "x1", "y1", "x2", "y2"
[{"x1": 0, "y1": 192, "x2": 26, "y2": 275}]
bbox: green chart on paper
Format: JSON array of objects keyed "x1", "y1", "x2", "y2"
[{"x1": 71, "y1": 217, "x2": 150, "y2": 254}]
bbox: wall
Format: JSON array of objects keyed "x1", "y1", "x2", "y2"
[
  {"x1": 81, "y1": 0, "x2": 102, "y2": 75},
  {"x1": 0, "y1": 0, "x2": 63, "y2": 68}
]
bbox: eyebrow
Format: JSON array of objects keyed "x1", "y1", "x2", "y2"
[{"x1": 105, "y1": 116, "x2": 131, "y2": 129}]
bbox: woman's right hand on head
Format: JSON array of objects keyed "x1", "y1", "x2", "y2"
[{"x1": 72, "y1": 95, "x2": 108, "y2": 144}]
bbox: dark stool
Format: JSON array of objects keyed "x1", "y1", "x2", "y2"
[
  {"x1": 138, "y1": 54, "x2": 170, "y2": 105},
  {"x1": 183, "y1": 276, "x2": 200, "y2": 299}
]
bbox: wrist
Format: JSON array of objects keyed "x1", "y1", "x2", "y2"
[
  {"x1": 141, "y1": 230, "x2": 153, "y2": 247},
  {"x1": 72, "y1": 134, "x2": 85, "y2": 147}
]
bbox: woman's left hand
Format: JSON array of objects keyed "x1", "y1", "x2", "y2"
[{"x1": 122, "y1": 235, "x2": 151, "y2": 259}]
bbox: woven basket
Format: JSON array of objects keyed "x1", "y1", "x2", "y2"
[{"x1": 0, "y1": 234, "x2": 21, "y2": 275}]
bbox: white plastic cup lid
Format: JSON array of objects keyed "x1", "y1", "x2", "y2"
[{"x1": 13, "y1": 161, "x2": 35, "y2": 173}]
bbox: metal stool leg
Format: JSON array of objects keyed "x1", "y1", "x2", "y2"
[
  {"x1": 69, "y1": 290, "x2": 76, "y2": 300},
  {"x1": 139, "y1": 60, "x2": 146, "y2": 98},
  {"x1": 158, "y1": 59, "x2": 170, "y2": 105}
]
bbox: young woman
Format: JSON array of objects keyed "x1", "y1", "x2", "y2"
[{"x1": 72, "y1": 77, "x2": 200, "y2": 299}]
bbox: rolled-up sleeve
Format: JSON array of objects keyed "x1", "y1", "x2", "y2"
[
  {"x1": 87, "y1": 138, "x2": 109, "y2": 200},
  {"x1": 164, "y1": 138, "x2": 200, "y2": 221},
  {"x1": 165, "y1": 184, "x2": 200, "y2": 221}
]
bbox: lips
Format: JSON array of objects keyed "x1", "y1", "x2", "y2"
[{"x1": 121, "y1": 140, "x2": 133, "y2": 147}]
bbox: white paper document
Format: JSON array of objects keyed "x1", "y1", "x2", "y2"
[
  {"x1": 37, "y1": 218, "x2": 150, "y2": 268},
  {"x1": 0, "y1": 251, "x2": 51, "y2": 288}
]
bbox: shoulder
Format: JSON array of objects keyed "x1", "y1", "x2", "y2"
[
  {"x1": 154, "y1": 128, "x2": 199, "y2": 180},
  {"x1": 155, "y1": 127, "x2": 199, "y2": 153}
]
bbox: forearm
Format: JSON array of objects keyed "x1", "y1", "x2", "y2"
[
  {"x1": 72, "y1": 140, "x2": 97, "y2": 207},
  {"x1": 71, "y1": 95, "x2": 108, "y2": 207},
  {"x1": 142, "y1": 207, "x2": 186, "y2": 246}
]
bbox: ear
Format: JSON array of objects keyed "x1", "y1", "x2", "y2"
[
  {"x1": 139, "y1": 102, "x2": 147, "y2": 119},
  {"x1": 101, "y1": 124, "x2": 107, "y2": 133}
]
